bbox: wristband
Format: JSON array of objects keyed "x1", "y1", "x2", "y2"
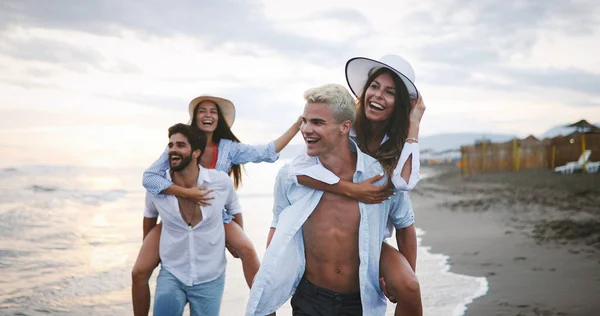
[{"x1": 406, "y1": 137, "x2": 418, "y2": 143}]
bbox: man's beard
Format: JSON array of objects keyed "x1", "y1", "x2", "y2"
[{"x1": 169, "y1": 152, "x2": 193, "y2": 172}]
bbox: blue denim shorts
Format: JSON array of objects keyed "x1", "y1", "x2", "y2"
[
  {"x1": 153, "y1": 267, "x2": 225, "y2": 316},
  {"x1": 222, "y1": 210, "x2": 234, "y2": 224}
]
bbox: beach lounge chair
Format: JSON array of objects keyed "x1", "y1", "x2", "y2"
[
  {"x1": 586, "y1": 161, "x2": 600, "y2": 173},
  {"x1": 554, "y1": 150, "x2": 591, "y2": 174}
]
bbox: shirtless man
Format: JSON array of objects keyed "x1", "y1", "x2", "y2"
[{"x1": 246, "y1": 84, "x2": 415, "y2": 316}]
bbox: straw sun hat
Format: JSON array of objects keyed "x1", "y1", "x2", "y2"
[
  {"x1": 188, "y1": 95, "x2": 236, "y2": 127},
  {"x1": 345, "y1": 54, "x2": 419, "y2": 100}
]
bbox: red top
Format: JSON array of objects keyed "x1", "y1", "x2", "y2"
[{"x1": 209, "y1": 143, "x2": 218, "y2": 169}]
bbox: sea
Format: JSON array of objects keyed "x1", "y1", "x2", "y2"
[{"x1": 0, "y1": 162, "x2": 487, "y2": 315}]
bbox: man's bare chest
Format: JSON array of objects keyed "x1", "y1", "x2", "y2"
[{"x1": 307, "y1": 193, "x2": 360, "y2": 229}]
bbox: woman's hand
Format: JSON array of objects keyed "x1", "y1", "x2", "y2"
[
  {"x1": 346, "y1": 174, "x2": 394, "y2": 204},
  {"x1": 295, "y1": 115, "x2": 303, "y2": 128},
  {"x1": 184, "y1": 186, "x2": 214, "y2": 206},
  {"x1": 226, "y1": 243, "x2": 240, "y2": 258},
  {"x1": 409, "y1": 94, "x2": 426, "y2": 124},
  {"x1": 380, "y1": 277, "x2": 398, "y2": 303}
]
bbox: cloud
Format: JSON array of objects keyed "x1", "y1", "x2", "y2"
[
  {"x1": 0, "y1": 0, "x2": 367, "y2": 65},
  {"x1": 0, "y1": 36, "x2": 104, "y2": 71},
  {"x1": 113, "y1": 93, "x2": 190, "y2": 111},
  {"x1": 411, "y1": 0, "x2": 599, "y2": 64},
  {"x1": 0, "y1": 34, "x2": 143, "y2": 80},
  {"x1": 400, "y1": 0, "x2": 600, "y2": 98},
  {"x1": 313, "y1": 8, "x2": 372, "y2": 26},
  {"x1": 420, "y1": 62, "x2": 600, "y2": 99},
  {"x1": 0, "y1": 78, "x2": 59, "y2": 90},
  {"x1": 503, "y1": 67, "x2": 600, "y2": 97},
  {"x1": 448, "y1": 0, "x2": 600, "y2": 36}
]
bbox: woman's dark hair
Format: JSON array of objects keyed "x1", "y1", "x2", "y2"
[
  {"x1": 190, "y1": 101, "x2": 244, "y2": 188},
  {"x1": 353, "y1": 67, "x2": 412, "y2": 176}
]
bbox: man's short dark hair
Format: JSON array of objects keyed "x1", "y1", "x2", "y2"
[{"x1": 168, "y1": 123, "x2": 207, "y2": 157}]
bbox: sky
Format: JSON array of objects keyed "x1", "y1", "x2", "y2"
[{"x1": 1, "y1": 0, "x2": 599, "y2": 168}]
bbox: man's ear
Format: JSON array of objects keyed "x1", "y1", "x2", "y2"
[
  {"x1": 193, "y1": 149, "x2": 202, "y2": 159},
  {"x1": 341, "y1": 120, "x2": 352, "y2": 134}
]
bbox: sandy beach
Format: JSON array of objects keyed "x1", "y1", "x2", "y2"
[{"x1": 414, "y1": 166, "x2": 600, "y2": 316}]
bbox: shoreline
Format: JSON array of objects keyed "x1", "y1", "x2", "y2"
[{"x1": 413, "y1": 166, "x2": 600, "y2": 316}]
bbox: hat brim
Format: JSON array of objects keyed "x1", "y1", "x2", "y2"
[
  {"x1": 345, "y1": 57, "x2": 418, "y2": 100},
  {"x1": 188, "y1": 95, "x2": 236, "y2": 128}
]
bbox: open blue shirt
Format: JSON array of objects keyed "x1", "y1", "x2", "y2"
[{"x1": 245, "y1": 140, "x2": 414, "y2": 315}]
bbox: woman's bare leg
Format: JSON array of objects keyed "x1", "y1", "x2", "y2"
[
  {"x1": 224, "y1": 221, "x2": 260, "y2": 288},
  {"x1": 131, "y1": 223, "x2": 161, "y2": 316},
  {"x1": 380, "y1": 242, "x2": 423, "y2": 316}
]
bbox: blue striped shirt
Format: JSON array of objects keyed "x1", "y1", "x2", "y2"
[{"x1": 143, "y1": 139, "x2": 279, "y2": 197}]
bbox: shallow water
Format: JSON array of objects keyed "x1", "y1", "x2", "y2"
[{"x1": 0, "y1": 163, "x2": 487, "y2": 315}]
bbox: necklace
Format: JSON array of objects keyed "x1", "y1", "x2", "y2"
[
  {"x1": 177, "y1": 199, "x2": 195, "y2": 227},
  {"x1": 185, "y1": 210, "x2": 194, "y2": 227}
]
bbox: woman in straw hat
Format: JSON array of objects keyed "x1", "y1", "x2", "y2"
[
  {"x1": 132, "y1": 95, "x2": 302, "y2": 316},
  {"x1": 290, "y1": 54, "x2": 425, "y2": 316}
]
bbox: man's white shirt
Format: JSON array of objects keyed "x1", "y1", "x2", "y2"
[{"x1": 144, "y1": 165, "x2": 241, "y2": 286}]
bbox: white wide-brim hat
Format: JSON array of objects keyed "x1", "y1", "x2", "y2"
[
  {"x1": 345, "y1": 54, "x2": 418, "y2": 100},
  {"x1": 188, "y1": 95, "x2": 236, "y2": 127}
]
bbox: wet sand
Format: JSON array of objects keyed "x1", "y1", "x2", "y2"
[{"x1": 413, "y1": 166, "x2": 600, "y2": 316}]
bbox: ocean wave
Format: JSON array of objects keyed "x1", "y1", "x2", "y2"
[
  {"x1": 29, "y1": 185, "x2": 59, "y2": 192},
  {"x1": 0, "y1": 187, "x2": 128, "y2": 208},
  {"x1": 71, "y1": 189, "x2": 127, "y2": 204}
]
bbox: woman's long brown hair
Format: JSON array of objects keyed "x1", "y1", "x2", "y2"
[
  {"x1": 353, "y1": 67, "x2": 412, "y2": 176},
  {"x1": 190, "y1": 102, "x2": 244, "y2": 189}
]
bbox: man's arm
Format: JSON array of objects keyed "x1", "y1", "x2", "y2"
[
  {"x1": 266, "y1": 228, "x2": 276, "y2": 248},
  {"x1": 224, "y1": 178, "x2": 243, "y2": 229},
  {"x1": 395, "y1": 225, "x2": 417, "y2": 271},
  {"x1": 267, "y1": 165, "x2": 292, "y2": 248}
]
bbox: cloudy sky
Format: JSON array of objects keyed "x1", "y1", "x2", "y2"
[{"x1": 1, "y1": 0, "x2": 599, "y2": 167}]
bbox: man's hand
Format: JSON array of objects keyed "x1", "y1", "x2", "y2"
[
  {"x1": 184, "y1": 186, "x2": 214, "y2": 206},
  {"x1": 380, "y1": 277, "x2": 398, "y2": 303},
  {"x1": 409, "y1": 94, "x2": 426, "y2": 124},
  {"x1": 347, "y1": 174, "x2": 394, "y2": 204}
]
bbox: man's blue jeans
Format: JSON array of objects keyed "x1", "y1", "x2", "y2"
[{"x1": 153, "y1": 267, "x2": 225, "y2": 316}]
